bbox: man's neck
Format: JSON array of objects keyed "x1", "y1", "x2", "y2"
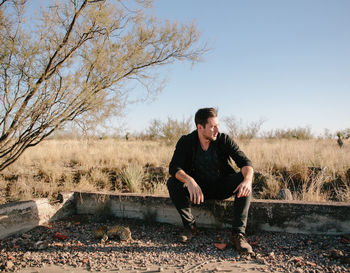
[{"x1": 198, "y1": 133, "x2": 210, "y2": 151}]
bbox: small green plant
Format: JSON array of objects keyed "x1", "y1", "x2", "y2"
[{"x1": 120, "y1": 164, "x2": 144, "y2": 193}]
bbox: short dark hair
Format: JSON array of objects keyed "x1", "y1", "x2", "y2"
[{"x1": 194, "y1": 107, "x2": 218, "y2": 127}]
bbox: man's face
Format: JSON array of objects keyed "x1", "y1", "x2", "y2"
[{"x1": 198, "y1": 117, "x2": 219, "y2": 141}]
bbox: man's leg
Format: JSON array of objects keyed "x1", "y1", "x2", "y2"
[
  {"x1": 232, "y1": 190, "x2": 252, "y2": 234},
  {"x1": 167, "y1": 176, "x2": 197, "y2": 232},
  {"x1": 213, "y1": 173, "x2": 253, "y2": 254},
  {"x1": 211, "y1": 172, "x2": 251, "y2": 234}
]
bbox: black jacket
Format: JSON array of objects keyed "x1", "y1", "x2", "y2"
[{"x1": 169, "y1": 130, "x2": 253, "y2": 178}]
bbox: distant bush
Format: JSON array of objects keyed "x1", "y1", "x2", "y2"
[
  {"x1": 222, "y1": 115, "x2": 265, "y2": 140},
  {"x1": 337, "y1": 128, "x2": 350, "y2": 139},
  {"x1": 262, "y1": 126, "x2": 313, "y2": 140},
  {"x1": 145, "y1": 117, "x2": 193, "y2": 144}
]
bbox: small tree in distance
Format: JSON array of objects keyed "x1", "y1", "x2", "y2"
[
  {"x1": 145, "y1": 117, "x2": 193, "y2": 144},
  {"x1": 223, "y1": 115, "x2": 265, "y2": 140},
  {"x1": 161, "y1": 116, "x2": 193, "y2": 144},
  {"x1": 0, "y1": 0, "x2": 206, "y2": 170}
]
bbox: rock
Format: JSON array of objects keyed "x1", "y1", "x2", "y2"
[
  {"x1": 277, "y1": 188, "x2": 293, "y2": 200},
  {"x1": 54, "y1": 232, "x2": 68, "y2": 240},
  {"x1": 107, "y1": 225, "x2": 132, "y2": 241},
  {"x1": 268, "y1": 252, "x2": 275, "y2": 260},
  {"x1": 255, "y1": 254, "x2": 267, "y2": 264},
  {"x1": 6, "y1": 260, "x2": 14, "y2": 270},
  {"x1": 340, "y1": 236, "x2": 350, "y2": 244},
  {"x1": 34, "y1": 240, "x2": 48, "y2": 250},
  {"x1": 22, "y1": 233, "x2": 32, "y2": 239},
  {"x1": 293, "y1": 268, "x2": 303, "y2": 273},
  {"x1": 306, "y1": 261, "x2": 317, "y2": 267},
  {"x1": 94, "y1": 225, "x2": 108, "y2": 239},
  {"x1": 290, "y1": 256, "x2": 304, "y2": 263},
  {"x1": 329, "y1": 249, "x2": 344, "y2": 258},
  {"x1": 340, "y1": 256, "x2": 350, "y2": 264}
]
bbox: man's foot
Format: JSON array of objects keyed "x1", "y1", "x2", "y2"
[
  {"x1": 230, "y1": 232, "x2": 253, "y2": 254},
  {"x1": 179, "y1": 225, "x2": 199, "y2": 243}
]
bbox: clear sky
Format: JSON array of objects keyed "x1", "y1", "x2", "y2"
[{"x1": 120, "y1": 0, "x2": 350, "y2": 136}]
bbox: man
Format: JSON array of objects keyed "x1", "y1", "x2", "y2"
[{"x1": 167, "y1": 107, "x2": 254, "y2": 254}]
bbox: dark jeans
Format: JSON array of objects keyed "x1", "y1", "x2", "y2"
[{"x1": 167, "y1": 172, "x2": 251, "y2": 234}]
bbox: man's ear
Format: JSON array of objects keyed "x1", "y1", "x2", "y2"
[{"x1": 197, "y1": 124, "x2": 203, "y2": 130}]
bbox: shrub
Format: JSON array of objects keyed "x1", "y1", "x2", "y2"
[
  {"x1": 262, "y1": 126, "x2": 313, "y2": 140},
  {"x1": 120, "y1": 164, "x2": 145, "y2": 193},
  {"x1": 145, "y1": 117, "x2": 193, "y2": 144},
  {"x1": 222, "y1": 116, "x2": 265, "y2": 140}
]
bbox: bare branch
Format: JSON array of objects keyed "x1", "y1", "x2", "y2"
[{"x1": 0, "y1": 0, "x2": 8, "y2": 7}]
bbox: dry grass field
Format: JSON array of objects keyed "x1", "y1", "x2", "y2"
[{"x1": 0, "y1": 138, "x2": 349, "y2": 204}]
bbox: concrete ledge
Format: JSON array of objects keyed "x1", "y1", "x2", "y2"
[
  {"x1": 1, "y1": 192, "x2": 350, "y2": 240},
  {"x1": 0, "y1": 193, "x2": 75, "y2": 239},
  {"x1": 248, "y1": 200, "x2": 350, "y2": 234},
  {"x1": 75, "y1": 192, "x2": 350, "y2": 235}
]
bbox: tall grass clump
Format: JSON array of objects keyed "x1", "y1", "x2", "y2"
[
  {"x1": 297, "y1": 171, "x2": 331, "y2": 202},
  {"x1": 120, "y1": 164, "x2": 144, "y2": 193}
]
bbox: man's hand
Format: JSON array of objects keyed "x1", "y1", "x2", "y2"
[
  {"x1": 185, "y1": 178, "x2": 204, "y2": 204},
  {"x1": 233, "y1": 165, "x2": 254, "y2": 198},
  {"x1": 233, "y1": 179, "x2": 252, "y2": 198},
  {"x1": 175, "y1": 169, "x2": 204, "y2": 204}
]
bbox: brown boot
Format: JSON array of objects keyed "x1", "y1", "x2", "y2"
[
  {"x1": 230, "y1": 232, "x2": 253, "y2": 254},
  {"x1": 179, "y1": 225, "x2": 199, "y2": 243}
]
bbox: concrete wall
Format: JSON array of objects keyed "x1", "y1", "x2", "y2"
[
  {"x1": 75, "y1": 192, "x2": 350, "y2": 235},
  {"x1": 1, "y1": 192, "x2": 350, "y2": 240},
  {"x1": 0, "y1": 193, "x2": 75, "y2": 239}
]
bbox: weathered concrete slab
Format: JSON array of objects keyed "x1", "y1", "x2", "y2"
[
  {"x1": 0, "y1": 193, "x2": 75, "y2": 239},
  {"x1": 74, "y1": 192, "x2": 219, "y2": 228},
  {"x1": 1, "y1": 192, "x2": 350, "y2": 240},
  {"x1": 248, "y1": 199, "x2": 350, "y2": 234},
  {"x1": 75, "y1": 192, "x2": 350, "y2": 235}
]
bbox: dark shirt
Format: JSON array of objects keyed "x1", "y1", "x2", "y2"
[
  {"x1": 169, "y1": 130, "x2": 253, "y2": 179},
  {"x1": 194, "y1": 142, "x2": 220, "y2": 182}
]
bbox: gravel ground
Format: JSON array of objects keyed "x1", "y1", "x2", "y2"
[{"x1": 0, "y1": 214, "x2": 349, "y2": 273}]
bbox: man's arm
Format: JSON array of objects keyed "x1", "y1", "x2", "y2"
[
  {"x1": 233, "y1": 165, "x2": 254, "y2": 198},
  {"x1": 175, "y1": 169, "x2": 204, "y2": 205}
]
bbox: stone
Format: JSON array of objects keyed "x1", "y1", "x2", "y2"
[
  {"x1": 329, "y1": 249, "x2": 344, "y2": 258},
  {"x1": 277, "y1": 188, "x2": 293, "y2": 200},
  {"x1": 6, "y1": 261, "x2": 14, "y2": 269}
]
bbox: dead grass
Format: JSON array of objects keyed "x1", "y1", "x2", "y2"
[{"x1": 0, "y1": 138, "x2": 349, "y2": 204}]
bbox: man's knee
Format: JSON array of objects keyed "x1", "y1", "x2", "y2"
[
  {"x1": 167, "y1": 176, "x2": 189, "y2": 199},
  {"x1": 167, "y1": 176, "x2": 175, "y2": 190},
  {"x1": 167, "y1": 176, "x2": 182, "y2": 193}
]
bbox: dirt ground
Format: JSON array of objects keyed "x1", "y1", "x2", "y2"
[
  {"x1": 16, "y1": 260, "x2": 269, "y2": 273},
  {"x1": 2, "y1": 215, "x2": 349, "y2": 273}
]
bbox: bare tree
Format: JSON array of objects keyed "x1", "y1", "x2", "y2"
[
  {"x1": 0, "y1": 0, "x2": 206, "y2": 170},
  {"x1": 223, "y1": 115, "x2": 265, "y2": 140}
]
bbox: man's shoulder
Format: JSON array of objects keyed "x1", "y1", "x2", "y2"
[
  {"x1": 215, "y1": 133, "x2": 238, "y2": 149},
  {"x1": 174, "y1": 130, "x2": 197, "y2": 147},
  {"x1": 180, "y1": 130, "x2": 197, "y2": 141},
  {"x1": 216, "y1": 132, "x2": 231, "y2": 142}
]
